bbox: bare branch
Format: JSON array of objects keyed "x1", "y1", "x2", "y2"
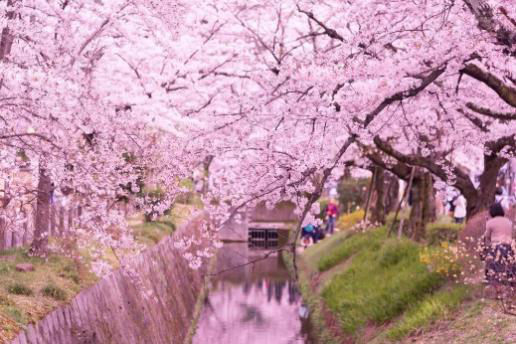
[
  {"x1": 465, "y1": 102, "x2": 516, "y2": 122},
  {"x1": 297, "y1": 5, "x2": 344, "y2": 41}
]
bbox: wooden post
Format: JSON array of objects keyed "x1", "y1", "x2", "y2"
[{"x1": 363, "y1": 167, "x2": 377, "y2": 222}]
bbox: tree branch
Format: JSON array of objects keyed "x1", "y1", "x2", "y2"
[
  {"x1": 461, "y1": 64, "x2": 516, "y2": 108},
  {"x1": 372, "y1": 136, "x2": 477, "y2": 199},
  {"x1": 297, "y1": 6, "x2": 344, "y2": 42},
  {"x1": 465, "y1": 102, "x2": 516, "y2": 122},
  {"x1": 361, "y1": 66, "x2": 446, "y2": 126}
]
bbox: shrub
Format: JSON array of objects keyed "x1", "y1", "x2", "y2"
[
  {"x1": 7, "y1": 283, "x2": 33, "y2": 296},
  {"x1": 419, "y1": 243, "x2": 461, "y2": 278},
  {"x1": 336, "y1": 210, "x2": 365, "y2": 231},
  {"x1": 426, "y1": 222, "x2": 463, "y2": 245},
  {"x1": 338, "y1": 178, "x2": 370, "y2": 213},
  {"x1": 316, "y1": 198, "x2": 330, "y2": 221},
  {"x1": 41, "y1": 284, "x2": 66, "y2": 301}
]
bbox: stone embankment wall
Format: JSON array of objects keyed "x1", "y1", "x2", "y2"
[{"x1": 10, "y1": 214, "x2": 208, "y2": 344}]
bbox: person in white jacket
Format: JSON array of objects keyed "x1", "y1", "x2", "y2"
[{"x1": 453, "y1": 195, "x2": 467, "y2": 224}]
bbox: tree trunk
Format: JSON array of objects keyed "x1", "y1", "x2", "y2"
[
  {"x1": 371, "y1": 166, "x2": 386, "y2": 224},
  {"x1": 384, "y1": 173, "x2": 400, "y2": 214},
  {"x1": 466, "y1": 154, "x2": 506, "y2": 219},
  {"x1": 30, "y1": 167, "x2": 52, "y2": 257},
  {"x1": 363, "y1": 168, "x2": 376, "y2": 221},
  {"x1": 0, "y1": 0, "x2": 15, "y2": 61},
  {"x1": 409, "y1": 172, "x2": 436, "y2": 241},
  {"x1": 202, "y1": 155, "x2": 214, "y2": 195}
]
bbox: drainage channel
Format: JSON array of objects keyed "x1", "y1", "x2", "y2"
[{"x1": 192, "y1": 241, "x2": 312, "y2": 344}]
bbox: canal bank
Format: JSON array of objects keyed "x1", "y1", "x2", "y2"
[
  {"x1": 287, "y1": 225, "x2": 478, "y2": 344},
  {"x1": 282, "y1": 250, "x2": 340, "y2": 344},
  {"x1": 8, "y1": 214, "x2": 211, "y2": 344}
]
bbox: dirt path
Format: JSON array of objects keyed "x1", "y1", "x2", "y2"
[{"x1": 401, "y1": 300, "x2": 516, "y2": 344}]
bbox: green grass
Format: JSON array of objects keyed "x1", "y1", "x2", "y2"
[
  {"x1": 384, "y1": 284, "x2": 470, "y2": 341},
  {"x1": 0, "y1": 247, "x2": 98, "y2": 341},
  {"x1": 6, "y1": 283, "x2": 33, "y2": 296},
  {"x1": 59, "y1": 263, "x2": 81, "y2": 284},
  {"x1": 303, "y1": 230, "x2": 354, "y2": 271},
  {"x1": 321, "y1": 236, "x2": 445, "y2": 335},
  {"x1": 385, "y1": 209, "x2": 410, "y2": 226},
  {"x1": 317, "y1": 227, "x2": 387, "y2": 272},
  {"x1": 0, "y1": 202, "x2": 197, "y2": 342},
  {"x1": 4, "y1": 306, "x2": 26, "y2": 324},
  {"x1": 41, "y1": 284, "x2": 67, "y2": 301},
  {"x1": 426, "y1": 221, "x2": 464, "y2": 245},
  {"x1": 133, "y1": 219, "x2": 176, "y2": 245}
]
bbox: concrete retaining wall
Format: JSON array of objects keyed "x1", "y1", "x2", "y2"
[
  {"x1": 250, "y1": 201, "x2": 297, "y2": 223},
  {"x1": 10, "y1": 214, "x2": 208, "y2": 344}
]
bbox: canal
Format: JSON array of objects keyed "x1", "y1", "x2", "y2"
[{"x1": 193, "y1": 242, "x2": 312, "y2": 344}]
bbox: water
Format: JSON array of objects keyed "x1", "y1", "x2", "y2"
[{"x1": 193, "y1": 243, "x2": 311, "y2": 344}]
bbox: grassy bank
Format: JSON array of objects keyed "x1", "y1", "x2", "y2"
[
  {"x1": 0, "y1": 203, "x2": 197, "y2": 343},
  {"x1": 282, "y1": 250, "x2": 339, "y2": 344},
  {"x1": 0, "y1": 248, "x2": 97, "y2": 342},
  {"x1": 299, "y1": 225, "x2": 472, "y2": 343}
]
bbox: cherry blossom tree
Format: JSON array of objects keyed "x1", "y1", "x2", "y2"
[
  {"x1": 0, "y1": 0, "x2": 193, "y2": 258},
  {"x1": 170, "y1": 0, "x2": 514, "y2": 250},
  {"x1": 1, "y1": 0, "x2": 514, "y2": 269}
]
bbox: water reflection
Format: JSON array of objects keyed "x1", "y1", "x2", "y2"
[{"x1": 193, "y1": 244, "x2": 310, "y2": 344}]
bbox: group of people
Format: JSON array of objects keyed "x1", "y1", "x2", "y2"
[
  {"x1": 300, "y1": 200, "x2": 339, "y2": 247},
  {"x1": 300, "y1": 192, "x2": 515, "y2": 292}
]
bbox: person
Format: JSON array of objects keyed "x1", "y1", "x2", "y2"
[
  {"x1": 325, "y1": 200, "x2": 339, "y2": 234},
  {"x1": 301, "y1": 224, "x2": 317, "y2": 247},
  {"x1": 453, "y1": 194, "x2": 467, "y2": 224},
  {"x1": 314, "y1": 223, "x2": 325, "y2": 241},
  {"x1": 483, "y1": 203, "x2": 515, "y2": 287},
  {"x1": 447, "y1": 193, "x2": 458, "y2": 217},
  {"x1": 496, "y1": 186, "x2": 510, "y2": 210}
]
